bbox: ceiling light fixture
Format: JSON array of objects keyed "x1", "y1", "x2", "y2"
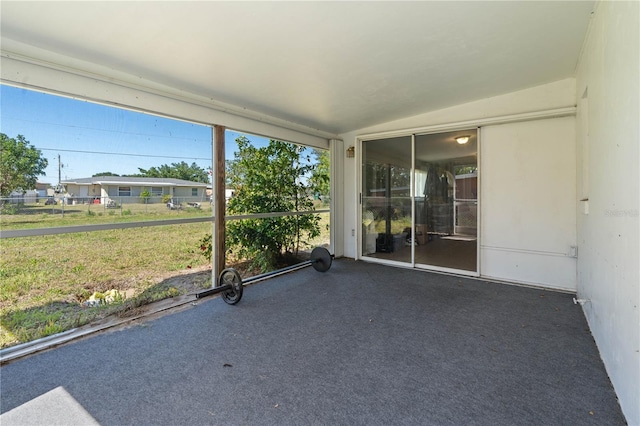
[{"x1": 455, "y1": 136, "x2": 470, "y2": 145}]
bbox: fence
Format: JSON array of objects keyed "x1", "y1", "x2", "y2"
[{"x1": 0, "y1": 196, "x2": 211, "y2": 221}]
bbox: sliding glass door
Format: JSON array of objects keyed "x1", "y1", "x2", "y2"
[
  {"x1": 361, "y1": 136, "x2": 412, "y2": 264},
  {"x1": 414, "y1": 130, "x2": 477, "y2": 272},
  {"x1": 361, "y1": 130, "x2": 478, "y2": 273}
]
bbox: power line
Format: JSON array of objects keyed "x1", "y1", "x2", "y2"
[
  {"x1": 2, "y1": 116, "x2": 209, "y2": 143},
  {"x1": 38, "y1": 147, "x2": 211, "y2": 162}
]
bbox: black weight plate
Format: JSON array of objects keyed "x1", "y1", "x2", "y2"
[
  {"x1": 219, "y1": 268, "x2": 243, "y2": 305},
  {"x1": 310, "y1": 247, "x2": 332, "y2": 272}
]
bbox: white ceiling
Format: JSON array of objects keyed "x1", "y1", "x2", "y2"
[{"x1": 1, "y1": 1, "x2": 594, "y2": 135}]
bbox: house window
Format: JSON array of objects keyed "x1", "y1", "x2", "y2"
[
  {"x1": 151, "y1": 187, "x2": 163, "y2": 196},
  {"x1": 192, "y1": 188, "x2": 198, "y2": 197},
  {"x1": 118, "y1": 187, "x2": 131, "y2": 197}
]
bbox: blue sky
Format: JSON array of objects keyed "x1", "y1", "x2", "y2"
[{"x1": 0, "y1": 85, "x2": 271, "y2": 185}]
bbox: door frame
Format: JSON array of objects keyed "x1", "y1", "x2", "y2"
[{"x1": 356, "y1": 127, "x2": 481, "y2": 277}]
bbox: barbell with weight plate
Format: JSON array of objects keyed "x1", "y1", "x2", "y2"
[
  {"x1": 218, "y1": 268, "x2": 243, "y2": 305},
  {"x1": 308, "y1": 246, "x2": 333, "y2": 273},
  {"x1": 195, "y1": 247, "x2": 333, "y2": 305}
]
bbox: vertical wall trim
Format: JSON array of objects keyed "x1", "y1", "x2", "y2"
[
  {"x1": 476, "y1": 127, "x2": 482, "y2": 276},
  {"x1": 411, "y1": 134, "x2": 416, "y2": 267},
  {"x1": 330, "y1": 139, "x2": 344, "y2": 257},
  {"x1": 355, "y1": 138, "x2": 363, "y2": 260}
]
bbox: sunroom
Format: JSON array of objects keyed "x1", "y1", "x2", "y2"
[{"x1": 1, "y1": 1, "x2": 638, "y2": 424}]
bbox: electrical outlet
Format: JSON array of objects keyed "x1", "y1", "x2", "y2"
[{"x1": 351, "y1": 229, "x2": 355, "y2": 236}]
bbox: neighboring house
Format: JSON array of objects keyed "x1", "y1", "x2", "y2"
[
  {"x1": 5, "y1": 182, "x2": 49, "y2": 203},
  {"x1": 61, "y1": 177, "x2": 208, "y2": 204},
  {"x1": 35, "y1": 182, "x2": 49, "y2": 198},
  {"x1": 8, "y1": 189, "x2": 37, "y2": 204},
  {"x1": 205, "y1": 187, "x2": 236, "y2": 201}
]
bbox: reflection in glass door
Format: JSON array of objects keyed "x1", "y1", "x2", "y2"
[
  {"x1": 361, "y1": 137, "x2": 412, "y2": 264},
  {"x1": 414, "y1": 130, "x2": 477, "y2": 272}
]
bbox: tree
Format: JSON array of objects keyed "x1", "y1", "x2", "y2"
[
  {"x1": 140, "y1": 189, "x2": 151, "y2": 203},
  {"x1": 136, "y1": 161, "x2": 208, "y2": 183},
  {"x1": 0, "y1": 133, "x2": 48, "y2": 196},
  {"x1": 309, "y1": 149, "x2": 330, "y2": 204},
  {"x1": 93, "y1": 172, "x2": 120, "y2": 177},
  {"x1": 223, "y1": 137, "x2": 321, "y2": 270},
  {"x1": 140, "y1": 189, "x2": 151, "y2": 213}
]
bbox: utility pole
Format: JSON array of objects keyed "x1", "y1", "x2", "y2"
[{"x1": 55, "y1": 154, "x2": 67, "y2": 194}]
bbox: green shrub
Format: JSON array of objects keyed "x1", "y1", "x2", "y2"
[
  {"x1": 200, "y1": 137, "x2": 325, "y2": 271},
  {"x1": 0, "y1": 203, "x2": 18, "y2": 215}
]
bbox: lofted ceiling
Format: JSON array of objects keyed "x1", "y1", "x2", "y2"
[{"x1": 1, "y1": 1, "x2": 594, "y2": 136}]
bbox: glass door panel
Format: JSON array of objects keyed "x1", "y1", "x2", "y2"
[
  {"x1": 414, "y1": 130, "x2": 478, "y2": 272},
  {"x1": 361, "y1": 137, "x2": 412, "y2": 264}
]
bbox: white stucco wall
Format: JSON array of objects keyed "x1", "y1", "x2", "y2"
[
  {"x1": 480, "y1": 118, "x2": 576, "y2": 291},
  {"x1": 574, "y1": 2, "x2": 639, "y2": 424},
  {"x1": 350, "y1": 78, "x2": 576, "y2": 137}
]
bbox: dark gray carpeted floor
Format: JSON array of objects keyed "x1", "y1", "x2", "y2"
[{"x1": 0, "y1": 260, "x2": 626, "y2": 425}]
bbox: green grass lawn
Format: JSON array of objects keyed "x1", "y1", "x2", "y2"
[
  {"x1": 0, "y1": 205, "x2": 330, "y2": 348},
  {"x1": 0, "y1": 222, "x2": 214, "y2": 348},
  {"x1": 1, "y1": 202, "x2": 211, "y2": 230}
]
